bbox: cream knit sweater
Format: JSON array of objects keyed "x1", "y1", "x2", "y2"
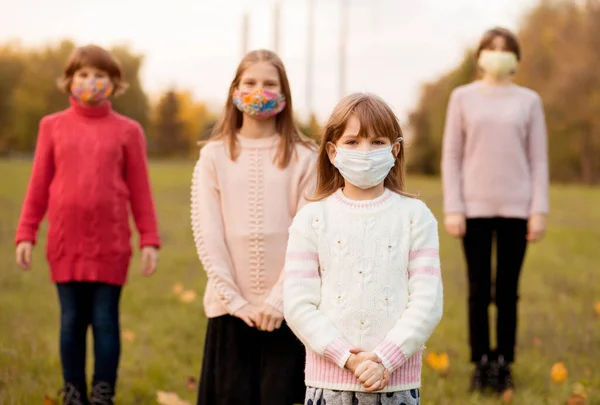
[{"x1": 284, "y1": 189, "x2": 443, "y2": 392}]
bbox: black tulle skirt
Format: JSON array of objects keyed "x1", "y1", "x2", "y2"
[{"x1": 197, "y1": 315, "x2": 306, "y2": 405}]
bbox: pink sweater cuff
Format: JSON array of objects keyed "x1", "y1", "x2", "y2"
[
  {"x1": 264, "y1": 296, "x2": 283, "y2": 313},
  {"x1": 323, "y1": 337, "x2": 353, "y2": 368},
  {"x1": 373, "y1": 340, "x2": 406, "y2": 372},
  {"x1": 223, "y1": 293, "x2": 248, "y2": 315}
]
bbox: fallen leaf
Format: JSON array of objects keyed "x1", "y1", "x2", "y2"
[
  {"x1": 571, "y1": 382, "x2": 588, "y2": 399},
  {"x1": 173, "y1": 283, "x2": 184, "y2": 294},
  {"x1": 180, "y1": 290, "x2": 197, "y2": 303},
  {"x1": 122, "y1": 329, "x2": 136, "y2": 342},
  {"x1": 566, "y1": 394, "x2": 586, "y2": 405},
  {"x1": 502, "y1": 388, "x2": 514, "y2": 403},
  {"x1": 156, "y1": 390, "x2": 191, "y2": 405},
  {"x1": 550, "y1": 362, "x2": 568, "y2": 383},
  {"x1": 533, "y1": 336, "x2": 542, "y2": 346},
  {"x1": 594, "y1": 301, "x2": 600, "y2": 317},
  {"x1": 43, "y1": 395, "x2": 57, "y2": 405},
  {"x1": 425, "y1": 352, "x2": 450, "y2": 376},
  {"x1": 186, "y1": 376, "x2": 198, "y2": 392}
]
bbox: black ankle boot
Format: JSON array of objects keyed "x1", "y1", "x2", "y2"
[
  {"x1": 90, "y1": 381, "x2": 114, "y2": 405},
  {"x1": 492, "y1": 356, "x2": 514, "y2": 393},
  {"x1": 469, "y1": 355, "x2": 490, "y2": 393},
  {"x1": 59, "y1": 382, "x2": 89, "y2": 405}
]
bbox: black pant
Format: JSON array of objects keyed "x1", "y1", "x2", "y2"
[
  {"x1": 462, "y1": 218, "x2": 527, "y2": 364},
  {"x1": 197, "y1": 315, "x2": 306, "y2": 405},
  {"x1": 56, "y1": 282, "x2": 122, "y2": 391}
]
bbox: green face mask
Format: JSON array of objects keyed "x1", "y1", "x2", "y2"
[{"x1": 478, "y1": 50, "x2": 518, "y2": 78}]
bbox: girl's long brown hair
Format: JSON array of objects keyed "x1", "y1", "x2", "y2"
[
  {"x1": 312, "y1": 93, "x2": 413, "y2": 201},
  {"x1": 206, "y1": 49, "x2": 314, "y2": 168}
]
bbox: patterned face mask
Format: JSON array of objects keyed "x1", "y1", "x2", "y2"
[
  {"x1": 71, "y1": 77, "x2": 114, "y2": 103},
  {"x1": 232, "y1": 88, "x2": 286, "y2": 119}
]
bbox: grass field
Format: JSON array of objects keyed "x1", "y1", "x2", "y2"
[{"x1": 0, "y1": 159, "x2": 599, "y2": 405}]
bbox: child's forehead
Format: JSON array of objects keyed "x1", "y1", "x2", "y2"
[
  {"x1": 341, "y1": 121, "x2": 383, "y2": 139},
  {"x1": 75, "y1": 65, "x2": 109, "y2": 74}
]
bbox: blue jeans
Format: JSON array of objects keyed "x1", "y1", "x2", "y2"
[{"x1": 56, "y1": 282, "x2": 122, "y2": 390}]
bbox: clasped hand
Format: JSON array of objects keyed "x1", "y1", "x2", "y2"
[
  {"x1": 345, "y1": 347, "x2": 390, "y2": 392},
  {"x1": 232, "y1": 303, "x2": 284, "y2": 332}
]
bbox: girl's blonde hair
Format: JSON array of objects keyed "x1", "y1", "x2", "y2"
[
  {"x1": 206, "y1": 49, "x2": 314, "y2": 168},
  {"x1": 312, "y1": 93, "x2": 412, "y2": 201}
]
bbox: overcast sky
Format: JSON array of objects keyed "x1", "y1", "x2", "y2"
[{"x1": 0, "y1": 0, "x2": 538, "y2": 121}]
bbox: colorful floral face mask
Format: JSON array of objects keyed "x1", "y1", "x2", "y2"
[
  {"x1": 71, "y1": 78, "x2": 114, "y2": 103},
  {"x1": 232, "y1": 88, "x2": 286, "y2": 119}
]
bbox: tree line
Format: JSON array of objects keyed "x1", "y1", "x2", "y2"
[
  {"x1": 0, "y1": 40, "x2": 322, "y2": 158},
  {"x1": 407, "y1": 0, "x2": 600, "y2": 184}
]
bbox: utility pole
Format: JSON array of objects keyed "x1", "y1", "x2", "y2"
[
  {"x1": 339, "y1": 0, "x2": 349, "y2": 99},
  {"x1": 241, "y1": 10, "x2": 250, "y2": 58},
  {"x1": 273, "y1": 0, "x2": 281, "y2": 54},
  {"x1": 306, "y1": 0, "x2": 315, "y2": 116}
]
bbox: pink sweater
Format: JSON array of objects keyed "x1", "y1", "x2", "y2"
[
  {"x1": 441, "y1": 81, "x2": 549, "y2": 219},
  {"x1": 190, "y1": 135, "x2": 316, "y2": 318}
]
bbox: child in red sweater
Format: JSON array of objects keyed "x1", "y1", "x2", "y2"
[{"x1": 14, "y1": 45, "x2": 161, "y2": 405}]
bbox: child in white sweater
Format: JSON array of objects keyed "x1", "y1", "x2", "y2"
[{"x1": 283, "y1": 93, "x2": 444, "y2": 405}]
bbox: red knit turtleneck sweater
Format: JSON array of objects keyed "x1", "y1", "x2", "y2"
[{"x1": 15, "y1": 97, "x2": 161, "y2": 285}]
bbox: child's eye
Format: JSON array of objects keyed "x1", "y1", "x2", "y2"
[
  {"x1": 345, "y1": 140, "x2": 357, "y2": 145},
  {"x1": 244, "y1": 80, "x2": 256, "y2": 86},
  {"x1": 373, "y1": 140, "x2": 385, "y2": 145}
]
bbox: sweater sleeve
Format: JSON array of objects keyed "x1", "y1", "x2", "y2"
[
  {"x1": 124, "y1": 123, "x2": 161, "y2": 248},
  {"x1": 283, "y1": 206, "x2": 353, "y2": 368},
  {"x1": 191, "y1": 147, "x2": 248, "y2": 314},
  {"x1": 15, "y1": 117, "x2": 54, "y2": 245},
  {"x1": 264, "y1": 148, "x2": 317, "y2": 312},
  {"x1": 373, "y1": 203, "x2": 443, "y2": 373},
  {"x1": 441, "y1": 89, "x2": 466, "y2": 214},
  {"x1": 527, "y1": 95, "x2": 549, "y2": 215}
]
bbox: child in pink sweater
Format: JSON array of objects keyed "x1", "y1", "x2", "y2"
[{"x1": 190, "y1": 49, "x2": 316, "y2": 405}]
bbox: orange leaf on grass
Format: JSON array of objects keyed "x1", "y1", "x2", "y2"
[
  {"x1": 566, "y1": 395, "x2": 586, "y2": 405},
  {"x1": 594, "y1": 301, "x2": 600, "y2": 317},
  {"x1": 550, "y1": 362, "x2": 568, "y2": 383},
  {"x1": 122, "y1": 329, "x2": 136, "y2": 342},
  {"x1": 43, "y1": 395, "x2": 57, "y2": 405},
  {"x1": 180, "y1": 290, "x2": 197, "y2": 303},
  {"x1": 173, "y1": 283, "x2": 184, "y2": 294},
  {"x1": 425, "y1": 352, "x2": 450, "y2": 376},
  {"x1": 501, "y1": 388, "x2": 514, "y2": 403}
]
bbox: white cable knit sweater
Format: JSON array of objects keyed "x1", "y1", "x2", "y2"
[{"x1": 283, "y1": 188, "x2": 443, "y2": 392}]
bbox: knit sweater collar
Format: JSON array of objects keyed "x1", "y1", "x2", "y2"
[
  {"x1": 69, "y1": 97, "x2": 112, "y2": 118},
  {"x1": 331, "y1": 188, "x2": 394, "y2": 211},
  {"x1": 236, "y1": 133, "x2": 280, "y2": 149}
]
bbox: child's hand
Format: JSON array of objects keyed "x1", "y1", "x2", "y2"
[
  {"x1": 255, "y1": 303, "x2": 284, "y2": 332},
  {"x1": 444, "y1": 213, "x2": 466, "y2": 238},
  {"x1": 527, "y1": 213, "x2": 547, "y2": 242},
  {"x1": 344, "y1": 348, "x2": 381, "y2": 374},
  {"x1": 15, "y1": 241, "x2": 33, "y2": 270},
  {"x1": 355, "y1": 360, "x2": 387, "y2": 392},
  {"x1": 233, "y1": 304, "x2": 260, "y2": 328},
  {"x1": 141, "y1": 246, "x2": 158, "y2": 276}
]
